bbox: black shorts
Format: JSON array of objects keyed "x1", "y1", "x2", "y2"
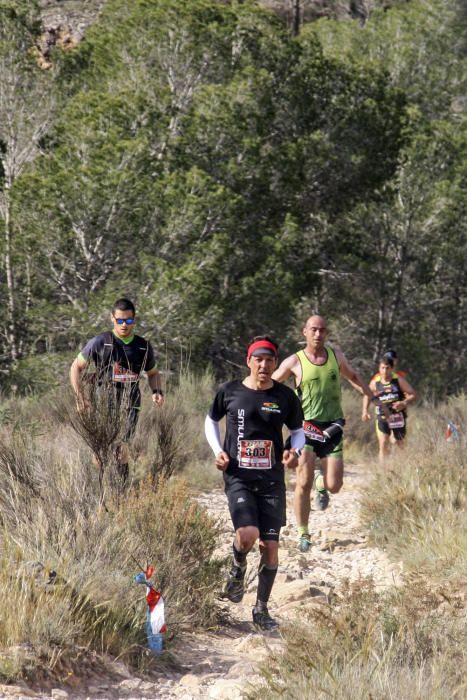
[
  {"x1": 376, "y1": 417, "x2": 406, "y2": 441},
  {"x1": 224, "y1": 477, "x2": 286, "y2": 541},
  {"x1": 303, "y1": 420, "x2": 344, "y2": 459}
]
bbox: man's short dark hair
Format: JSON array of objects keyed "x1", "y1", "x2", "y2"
[
  {"x1": 112, "y1": 298, "x2": 135, "y2": 315},
  {"x1": 380, "y1": 355, "x2": 394, "y2": 367}
]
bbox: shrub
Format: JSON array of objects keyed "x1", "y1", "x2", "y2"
[
  {"x1": 0, "y1": 417, "x2": 223, "y2": 683},
  {"x1": 360, "y1": 396, "x2": 466, "y2": 581},
  {"x1": 248, "y1": 578, "x2": 466, "y2": 699}
]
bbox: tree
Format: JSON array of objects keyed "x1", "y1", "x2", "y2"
[{"x1": 0, "y1": 0, "x2": 56, "y2": 361}]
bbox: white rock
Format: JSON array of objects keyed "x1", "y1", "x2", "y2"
[
  {"x1": 179, "y1": 674, "x2": 201, "y2": 688},
  {"x1": 0, "y1": 688, "x2": 38, "y2": 699},
  {"x1": 119, "y1": 678, "x2": 142, "y2": 690},
  {"x1": 208, "y1": 679, "x2": 244, "y2": 699}
]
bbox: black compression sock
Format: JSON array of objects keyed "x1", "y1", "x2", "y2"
[
  {"x1": 256, "y1": 564, "x2": 277, "y2": 605},
  {"x1": 233, "y1": 542, "x2": 247, "y2": 569}
]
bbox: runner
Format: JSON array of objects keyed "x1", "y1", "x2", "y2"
[
  {"x1": 205, "y1": 336, "x2": 304, "y2": 631},
  {"x1": 70, "y1": 298, "x2": 164, "y2": 483},
  {"x1": 370, "y1": 349, "x2": 408, "y2": 382},
  {"x1": 272, "y1": 315, "x2": 379, "y2": 552},
  {"x1": 363, "y1": 355, "x2": 416, "y2": 462}
]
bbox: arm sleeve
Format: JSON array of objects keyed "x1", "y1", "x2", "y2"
[
  {"x1": 204, "y1": 415, "x2": 223, "y2": 456},
  {"x1": 289, "y1": 427, "x2": 305, "y2": 451}
]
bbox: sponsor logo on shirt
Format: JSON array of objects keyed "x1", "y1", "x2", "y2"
[
  {"x1": 261, "y1": 402, "x2": 281, "y2": 413},
  {"x1": 237, "y1": 408, "x2": 245, "y2": 461}
]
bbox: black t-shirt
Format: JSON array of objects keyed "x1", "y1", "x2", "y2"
[
  {"x1": 208, "y1": 379, "x2": 303, "y2": 482},
  {"x1": 375, "y1": 377, "x2": 405, "y2": 416},
  {"x1": 80, "y1": 331, "x2": 156, "y2": 407}
]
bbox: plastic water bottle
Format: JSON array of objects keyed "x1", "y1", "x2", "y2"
[{"x1": 146, "y1": 618, "x2": 164, "y2": 655}]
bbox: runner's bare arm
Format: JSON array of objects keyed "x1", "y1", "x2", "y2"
[
  {"x1": 70, "y1": 356, "x2": 89, "y2": 412},
  {"x1": 70, "y1": 355, "x2": 87, "y2": 393},
  {"x1": 362, "y1": 379, "x2": 376, "y2": 421},
  {"x1": 147, "y1": 369, "x2": 164, "y2": 406},
  {"x1": 335, "y1": 349, "x2": 374, "y2": 400},
  {"x1": 393, "y1": 377, "x2": 416, "y2": 412},
  {"x1": 271, "y1": 354, "x2": 300, "y2": 385}
]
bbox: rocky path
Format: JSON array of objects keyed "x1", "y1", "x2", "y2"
[{"x1": 0, "y1": 462, "x2": 401, "y2": 700}]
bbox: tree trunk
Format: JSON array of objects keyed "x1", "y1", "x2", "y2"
[
  {"x1": 292, "y1": 0, "x2": 301, "y2": 37},
  {"x1": 1, "y1": 183, "x2": 18, "y2": 361}
]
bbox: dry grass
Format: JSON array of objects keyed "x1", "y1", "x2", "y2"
[
  {"x1": 250, "y1": 394, "x2": 466, "y2": 699},
  {"x1": 133, "y1": 369, "x2": 219, "y2": 490},
  {"x1": 360, "y1": 396, "x2": 466, "y2": 581},
  {"x1": 3, "y1": 369, "x2": 464, "y2": 694},
  {"x1": 0, "y1": 375, "x2": 224, "y2": 683},
  {"x1": 248, "y1": 578, "x2": 466, "y2": 700}
]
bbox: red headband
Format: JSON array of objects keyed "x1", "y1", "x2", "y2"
[{"x1": 247, "y1": 340, "x2": 278, "y2": 359}]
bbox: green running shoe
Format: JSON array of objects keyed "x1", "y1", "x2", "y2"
[
  {"x1": 298, "y1": 533, "x2": 313, "y2": 552},
  {"x1": 315, "y1": 489, "x2": 330, "y2": 511}
]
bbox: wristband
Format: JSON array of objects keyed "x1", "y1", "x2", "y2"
[
  {"x1": 152, "y1": 389, "x2": 164, "y2": 396},
  {"x1": 292, "y1": 448, "x2": 302, "y2": 458}
]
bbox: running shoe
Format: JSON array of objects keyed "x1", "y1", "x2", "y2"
[
  {"x1": 222, "y1": 565, "x2": 246, "y2": 603},
  {"x1": 298, "y1": 533, "x2": 313, "y2": 552},
  {"x1": 252, "y1": 607, "x2": 279, "y2": 631},
  {"x1": 315, "y1": 489, "x2": 330, "y2": 511}
]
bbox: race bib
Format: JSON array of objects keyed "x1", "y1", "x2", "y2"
[
  {"x1": 303, "y1": 421, "x2": 326, "y2": 443},
  {"x1": 238, "y1": 440, "x2": 273, "y2": 469},
  {"x1": 388, "y1": 412, "x2": 405, "y2": 429},
  {"x1": 112, "y1": 361, "x2": 139, "y2": 383}
]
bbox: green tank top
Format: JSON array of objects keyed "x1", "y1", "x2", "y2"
[{"x1": 296, "y1": 346, "x2": 343, "y2": 421}]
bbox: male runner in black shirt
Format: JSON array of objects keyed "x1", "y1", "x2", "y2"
[
  {"x1": 205, "y1": 336, "x2": 304, "y2": 631},
  {"x1": 70, "y1": 298, "x2": 164, "y2": 483}
]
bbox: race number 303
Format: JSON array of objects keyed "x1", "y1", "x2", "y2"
[{"x1": 238, "y1": 440, "x2": 273, "y2": 469}]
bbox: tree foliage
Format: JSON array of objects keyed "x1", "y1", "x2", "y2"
[{"x1": 0, "y1": 0, "x2": 465, "y2": 396}]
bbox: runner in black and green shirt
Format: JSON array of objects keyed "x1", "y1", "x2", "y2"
[
  {"x1": 363, "y1": 355, "x2": 416, "y2": 463},
  {"x1": 70, "y1": 298, "x2": 164, "y2": 483}
]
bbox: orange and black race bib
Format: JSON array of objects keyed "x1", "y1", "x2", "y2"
[
  {"x1": 112, "y1": 361, "x2": 139, "y2": 383},
  {"x1": 388, "y1": 412, "x2": 405, "y2": 429},
  {"x1": 238, "y1": 440, "x2": 273, "y2": 469},
  {"x1": 303, "y1": 420, "x2": 326, "y2": 443}
]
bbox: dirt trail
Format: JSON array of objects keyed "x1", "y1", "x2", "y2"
[{"x1": 0, "y1": 462, "x2": 401, "y2": 700}]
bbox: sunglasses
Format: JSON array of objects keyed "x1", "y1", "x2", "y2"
[{"x1": 114, "y1": 317, "x2": 135, "y2": 325}]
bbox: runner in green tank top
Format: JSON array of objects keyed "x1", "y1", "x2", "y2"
[{"x1": 272, "y1": 315, "x2": 380, "y2": 552}]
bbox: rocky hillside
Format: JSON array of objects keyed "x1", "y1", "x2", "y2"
[
  {"x1": 37, "y1": 0, "x2": 106, "y2": 66},
  {"x1": 36, "y1": 0, "x2": 395, "y2": 58}
]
